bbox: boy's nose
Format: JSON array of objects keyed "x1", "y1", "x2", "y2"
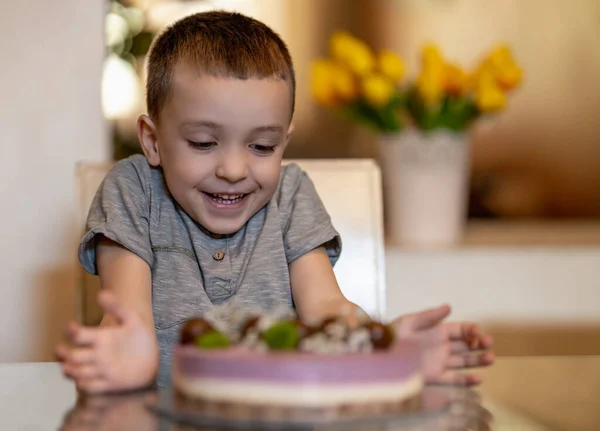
[{"x1": 215, "y1": 150, "x2": 249, "y2": 183}]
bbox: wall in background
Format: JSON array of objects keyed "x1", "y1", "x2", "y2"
[{"x1": 0, "y1": 0, "x2": 108, "y2": 362}]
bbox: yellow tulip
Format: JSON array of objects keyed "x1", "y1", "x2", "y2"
[
  {"x1": 475, "y1": 83, "x2": 506, "y2": 112},
  {"x1": 421, "y1": 43, "x2": 444, "y2": 69},
  {"x1": 330, "y1": 31, "x2": 374, "y2": 76},
  {"x1": 487, "y1": 44, "x2": 515, "y2": 69},
  {"x1": 312, "y1": 60, "x2": 357, "y2": 107},
  {"x1": 469, "y1": 60, "x2": 492, "y2": 91},
  {"x1": 416, "y1": 42, "x2": 447, "y2": 105},
  {"x1": 417, "y1": 66, "x2": 444, "y2": 106},
  {"x1": 475, "y1": 44, "x2": 522, "y2": 91},
  {"x1": 362, "y1": 73, "x2": 395, "y2": 107},
  {"x1": 332, "y1": 63, "x2": 357, "y2": 101},
  {"x1": 330, "y1": 31, "x2": 355, "y2": 61},
  {"x1": 377, "y1": 50, "x2": 405, "y2": 83},
  {"x1": 495, "y1": 64, "x2": 522, "y2": 91},
  {"x1": 312, "y1": 60, "x2": 340, "y2": 107},
  {"x1": 473, "y1": 69, "x2": 506, "y2": 112},
  {"x1": 443, "y1": 63, "x2": 469, "y2": 96}
]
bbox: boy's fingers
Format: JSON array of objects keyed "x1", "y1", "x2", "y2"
[
  {"x1": 55, "y1": 344, "x2": 69, "y2": 362},
  {"x1": 466, "y1": 332, "x2": 493, "y2": 351},
  {"x1": 60, "y1": 362, "x2": 73, "y2": 379},
  {"x1": 64, "y1": 364, "x2": 104, "y2": 381},
  {"x1": 410, "y1": 304, "x2": 451, "y2": 331},
  {"x1": 56, "y1": 345, "x2": 97, "y2": 367},
  {"x1": 66, "y1": 348, "x2": 97, "y2": 366},
  {"x1": 97, "y1": 290, "x2": 133, "y2": 325},
  {"x1": 478, "y1": 334, "x2": 494, "y2": 350},
  {"x1": 447, "y1": 322, "x2": 493, "y2": 350},
  {"x1": 446, "y1": 321, "x2": 478, "y2": 340},
  {"x1": 447, "y1": 352, "x2": 495, "y2": 369},
  {"x1": 67, "y1": 325, "x2": 99, "y2": 347},
  {"x1": 450, "y1": 340, "x2": 470, "y2": 354},
  {"x1": 450, "y1": 336, "x2": 493, "y2": 355},
  {"x1": 76, "y1": 377, "x2": 110, "y2": 395}
]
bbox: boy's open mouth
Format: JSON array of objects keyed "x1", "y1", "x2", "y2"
[{"x1": 203, "y1": 192, "x2": 249, "y2": 205}]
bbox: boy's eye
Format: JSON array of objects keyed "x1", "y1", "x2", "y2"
[
  {"x1": 188, "y1": 141, "x2": 217, "y2": 150},
  {"x1": 250, "y1": 143, "x2": 277, "y2": 154}
]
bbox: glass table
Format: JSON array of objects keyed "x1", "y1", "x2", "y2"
[{"x1": 2, "y1": 356, "x2": 598, "y2": 431}]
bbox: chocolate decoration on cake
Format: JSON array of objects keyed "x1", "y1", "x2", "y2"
[
  {"x1": 179, "y1": 305, "x2": 397, "y2": 353},
  {"x1": 294, "y1": 319, "x2": 318, "y2": 340},
  {"x1": 180, "y1": 318, "x2": 215, "y2": 345},
  {"x1": 318, "y1": 316, "x2": 338, "y2": 330},
  {"x1": 240, "y1": 316, "x2": 260, "y2": 337},
  {"x1": 364, "y1": 321, "x2": 395, "y2": 350}
]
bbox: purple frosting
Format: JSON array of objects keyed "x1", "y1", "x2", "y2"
[{"x1": 174, "y1": 342, "x2": 420, "y2": 384}]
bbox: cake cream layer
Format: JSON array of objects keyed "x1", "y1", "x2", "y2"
[
  {"x1": 174, "y1": 342, "x2": 420, "y2": 384},
  {"x1": 173, "y1": 371, "x2": 424, "y2": 407}
]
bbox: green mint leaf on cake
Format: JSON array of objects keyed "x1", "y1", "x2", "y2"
[
  {"x1": 261, "y1": 321, "x2": 299, "y2": 350},
  {"x1": 195, "y1": 331, "x2": 231, "y2": 348}
]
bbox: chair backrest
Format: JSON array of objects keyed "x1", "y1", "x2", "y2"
[{"x1": 76, "y1": 158, "x2": 386, "y2": 324}]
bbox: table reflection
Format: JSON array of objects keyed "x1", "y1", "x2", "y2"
[{"x1": 58, "y1": 386, "x2": 491, "y2": 431}]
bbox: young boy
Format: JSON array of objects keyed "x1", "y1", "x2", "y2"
[{"x1": 56, "y1": 11, "x2": 493, "y2": 393}]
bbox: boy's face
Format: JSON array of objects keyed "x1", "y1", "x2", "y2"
[{"x1": 139, "y1": 66, "x2": 293, "y2": 235}]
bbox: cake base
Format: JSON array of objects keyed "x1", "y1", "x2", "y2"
[
  {"x1": 174, "y1": 388, "x2": 423, "y2": 422},
  {"x1": 172, "y1": 371, "x2": 424, "y2": 408}
]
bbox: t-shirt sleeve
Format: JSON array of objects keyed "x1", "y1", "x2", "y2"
[
  {"x1": 78, "y1": 157, "x2": 154, "y2": 275},
  {"x1": 277, "y1": 164, "x2": 342, "y2": 266}
]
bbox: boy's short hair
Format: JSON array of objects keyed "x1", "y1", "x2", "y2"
[{"x1": 146, "y1": 11, "x2": 296, "y2": 120}]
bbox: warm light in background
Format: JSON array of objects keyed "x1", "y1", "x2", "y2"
[
  {"x1": 101, "y1": 0, "x2": 261, "y2": 121},
  {"x1": 102, "y1": 54, "x2": 142, "y2": 120},
  {"x1": 144, "y1": 0, "x2": 259, "y2": 29}
]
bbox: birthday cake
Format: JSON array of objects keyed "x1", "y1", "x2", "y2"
[{"x1": 172, "y1": 305, "x2": 423, "y2": 414}]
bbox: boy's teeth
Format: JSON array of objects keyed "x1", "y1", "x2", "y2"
[{"x1": 215, "y1": 194, "x2": 243, "y2": 200}]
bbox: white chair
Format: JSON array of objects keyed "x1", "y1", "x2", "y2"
[{"x1": 76, "y1": 158, "x2": 386, "y2": 324}]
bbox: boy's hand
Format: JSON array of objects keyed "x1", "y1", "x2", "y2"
[
  {"x1": 55, "y1": 290, "x2": 159, "y2": 394},
  {"x1": 392, "y1": 305, "x2": 494, "y2": 386}
]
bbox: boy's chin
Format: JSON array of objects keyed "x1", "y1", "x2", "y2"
[{"x1": 199, "y1": 219, "x2": 245, "y2": 237}]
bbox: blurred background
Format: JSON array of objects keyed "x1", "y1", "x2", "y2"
[{"x1": 1, "y1": 2, "x2": 599, "y2": 427}]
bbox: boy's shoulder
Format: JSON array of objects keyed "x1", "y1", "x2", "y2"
[
  {"x1": 279, "y1": 160, "x2": 302, "y2": 177},
  {"x1": 108, "y1": 153, "x2": 153, "y2": 178},
  {"x1": 274, "y1": 161, "x2": 324, "y2": 215},
  {"x1": 275, "y1": 161, "x2": 306, "y2": 201},
  {"x1": 104, "y1": 153, "x2": 163, "y2": 193}
]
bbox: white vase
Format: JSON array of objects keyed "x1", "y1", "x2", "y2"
[{"x1": 378, "y1": 128, "x2": 471, "y2": 247}]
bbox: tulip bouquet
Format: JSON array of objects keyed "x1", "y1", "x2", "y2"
[{"x1": 312, "y1": 32, "x2": 523, "y2": 133}]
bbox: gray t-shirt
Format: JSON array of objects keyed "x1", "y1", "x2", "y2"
[{"x1": 78, "y1": 154, "x2": 341, "y2": 386}]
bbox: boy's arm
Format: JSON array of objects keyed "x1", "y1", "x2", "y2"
[
  {"x1": 56, "y1": 237, "x2": 159, "y2": 393},
  {"x1": 96, "y1": 237, "x2": 155, "y2": 330},
  {"x1": 289, "y1": 245, "x2": 494, "y2": 386},
  {"x1": 289, "y1": 246, "x2": 363, "y2": 324}
]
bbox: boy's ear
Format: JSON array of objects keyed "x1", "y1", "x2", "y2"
[
  {"x1": 137, "y1": 115, "x2": 161, "y2": 167},
  {"x1": 283, "y1": 123, "x2": 295, "y2": 150}
]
